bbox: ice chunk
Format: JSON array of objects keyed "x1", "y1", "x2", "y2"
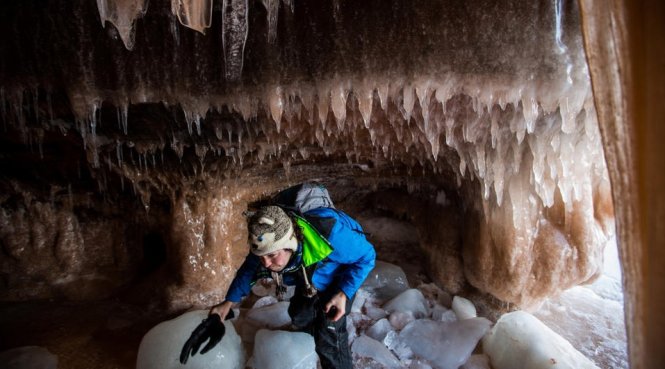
[
  {"x1": 408, "y1": 359, "x2": 434, "y2": 369},
  {"x1": 388, "y1": 311, "x2": 415, "y2": 330},
  {"x1": 246, "y1": 301, "x2": 291, "y2": 328},
  {"x1": 430, "y1": 304, "x2": 456, "y2": 322},
  {"x1": 0, "y1": 346, "x2": 57, "y2": 369},
  {"x1": 252, "y1": 295, "x2": 279, "y2": 308},
  {"x1": 253, "y1": 329, "x2": 318, "y2": 369},
  {"x1": 383, "y1": 289, "x2": 429, "y2": 319},
  {"x1": 400, "y1": 318, "x2": 491, "y2": 369},
  {"x1": 452, "y1": 296, "x2": 477, "y2": 320},
  {"x1": 136, "y1": 310, "x2": 244, "y2": 369},
  {"x1": 351, "y1": 335, "x2": 401, "y2": 369},
  {"x1": 461, "y1": 354, "x2": 491, "y2": 369},
  {"x1": 361, "y1": 261, "x2": 410, "y2": 301},
  {"x1": 384, "y1": 331, "x2": 414, "y2": 361},
  {"x1": 351, "y1": 287, "x2": 371, "y2": 314},
  {"x1": 365, "y1": 318, "x2": 394, "y2": 342},
  {"x1": 364, "y1": 303, "x2": 388, "y2": 320},
  {"x1": 483, "y1": 311, "x2": 600, "y2": 369}
]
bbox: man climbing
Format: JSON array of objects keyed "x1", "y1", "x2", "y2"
[{"x1": 210, "y1": 184, "x2": 376, "y2": 369}]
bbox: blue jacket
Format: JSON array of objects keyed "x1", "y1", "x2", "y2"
[{"x1": 225, "y1": 208, "x2": 376, "y2": 302}]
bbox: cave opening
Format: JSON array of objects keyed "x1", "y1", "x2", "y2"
[{"x1": 0, "y1": 0, "x2": 643, "y2": 368}]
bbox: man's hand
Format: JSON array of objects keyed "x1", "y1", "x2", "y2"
[
  {"x1": 324, "y1": 291, "x2": 347, "y2": 322},
  {"x1": 209, "y1": 300, "x2": 234, "y2": 320}
]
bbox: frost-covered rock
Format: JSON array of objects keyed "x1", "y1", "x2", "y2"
[
  {"x1": 400, "y1": 318, "x2": 491, "y2": 369},
  {"x1": 246, "y1": 301, "x2": 291, "y2": 328},
  {"x1": 483, "y1": 311, "x2": 600, "y2": 369},
  {"x1": 252, "y1": 329, "x2": 318, "y2": 369},
  {"x1": 384, "y1": 288, "x2": 429, "y2": 318},
  {"x1": 136, "y1": 310, "x2": 244, "y2": 369},
  {"x1": 452, "y1": 296, "x2": 477, "y2": 320},
  {"x1": 351, "y1": 334, "x2": 401, "y2": 369},
  {"x1": 361, "y1": 261, "x2": 410, "y2": 301},
  {"x1": 0, "y1": 346, "x2": 58, "y2": 369}
]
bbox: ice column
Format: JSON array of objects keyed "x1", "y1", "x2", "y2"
[{"x1": 222, "y1": 0, "x2": 249, "y2": 82}]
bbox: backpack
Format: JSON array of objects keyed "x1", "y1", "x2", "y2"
[{"x1": 272, "y1": 182, "x2": 335, "y2": 214}]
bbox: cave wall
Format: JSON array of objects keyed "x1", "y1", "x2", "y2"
[
  {"x1": 0, "y1": 0, "x2": 617, "y2": 321},
  {"x1": 579, "y1": 1, "x2": 665, "y2": 368}
]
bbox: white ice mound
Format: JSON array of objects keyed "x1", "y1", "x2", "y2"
[
  {"x1": 400, "y1": 318, "x2": 492, "y2": 369},
  {"x1": 136, "y1": 310, "x2": 245, "y2": 369},
  {"x1": 361, "y1": 261, "x2": 410, "y2": 300},
  {"x1": 0, "y1": 346, "x2": 58, "y2": 369},
  {"x1": 246, "y1": 301, "x2": 291, "y2": 328},
  {"x1": 253, "y1": 329, "x2": 318, "y2": 369},
  {"x1": 452, "y1": 296, "x2": 477, "y2": 320},
  {"x1": 483, "y1": 311, "x2": 600, "y2": 369},
  {"x1": 383, "y1": 288, "x2": 429, "y2": 319}
]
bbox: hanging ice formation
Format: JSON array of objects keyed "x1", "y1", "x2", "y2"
[
  {"x1": 95, "y1": 0, "x2": 148, "y2": 50},
  {"x1": 172, "y1": 0, "x2": 214, "y2": 34}
]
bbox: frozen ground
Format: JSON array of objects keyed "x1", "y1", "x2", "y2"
[{"x1": 134, "y1": 232, "x2": 626, "y2": 369}]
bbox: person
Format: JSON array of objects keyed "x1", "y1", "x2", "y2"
[{"x1": 209, "y1": 201, "x2": 376, "y2": 369}]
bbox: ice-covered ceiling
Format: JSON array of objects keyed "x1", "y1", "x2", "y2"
[{"x1": 0, "y1": 0, "x2": 614, "y2": 315}]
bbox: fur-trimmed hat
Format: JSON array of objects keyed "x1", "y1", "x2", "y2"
[{"x1": 248, "y1": 206, "x2": 298, "y2": 256}]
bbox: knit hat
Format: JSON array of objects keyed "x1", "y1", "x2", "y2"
[{"x1": 248, "y1": 206, "x2": 298, "y2": 256}]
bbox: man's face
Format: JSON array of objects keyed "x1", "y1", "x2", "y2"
[{"x1": 259, "y1": 249, "x2": 293, "y2": 272}]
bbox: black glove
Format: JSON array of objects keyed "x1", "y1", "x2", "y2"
[{"x1": 179, "y1": 310, "x2": 235, "y2": 365}]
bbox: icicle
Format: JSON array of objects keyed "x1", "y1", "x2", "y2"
[
  {"x1": 262, "y1": 0, "x2": 279, "y2": 43},
  {"x1": 172, "y1": 0, "x2": 213, "y2": 34},
  {"x1": 282, "y1": 0, "x2": 294, "y2": 12},
  {"x1": 170, "y1": 13, "x2": 181, "y2": 45},
  {"x1": 46, "y1": 90, "x2": 54, "y2": 125},
  {"x1": 96, "y1": 0, "x2": 148, "y2": 50},
  {"x1": 521, "y1": 95, "x2": 538, "y2": 134},
  {"x1": 357, "y1": 84, "x2": 374, "y2": 129},
  {"x1": 32, "y1": 87, "x2": 39, "y2": 124},
  {"x1": 269, "y1": 86, "x2": 284, "y2": 131},
  {"x1": 89, "y1": 103, "x2": 100, "y2": 168},
  {"x1": 317, "y1": 87, "x2": 330, "y2": 126},
  {"x1": 376, "y1": 82, "x2": 389, "y2": 112},
  {"x1": 117, "y1": 104, "x2": 128, "y2": 134},
  {"x1": 195, "y1": 115, "x2": 202, "y2": 136},
  {"x1": 222, "y1": 0, "x2": 249, "y2": 82},
  {"x1": 331, "y1": 83, "x2": 347, "y2": 130},
  {"x1": 116, "y1": 140, "x2": 123, "y2": 167},
  {"x1": 402, "y1": 84, "x2": 415, "y2": 121}
]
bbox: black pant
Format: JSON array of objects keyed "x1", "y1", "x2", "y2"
[{"x1": 288, "y1": 290, "x2": 353, "y2": 369}]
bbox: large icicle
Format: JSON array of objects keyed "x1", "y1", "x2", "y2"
[
  {"x1": 96, "y1": 0, "x2": 148, "y2": 50},
  {"x1": 222, "y1": 0, "x2": 249, "y2": 82},
  {"x1": 171, "y1": 0, "x2": 213, "y2": 34},
  {"x1": 261, "y1": 0, "x2": 279, "y2": 43}
]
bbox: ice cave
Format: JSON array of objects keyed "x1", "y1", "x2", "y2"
[{"x1": 0, "y1": 0, "x2": 663, "y2": 368}]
